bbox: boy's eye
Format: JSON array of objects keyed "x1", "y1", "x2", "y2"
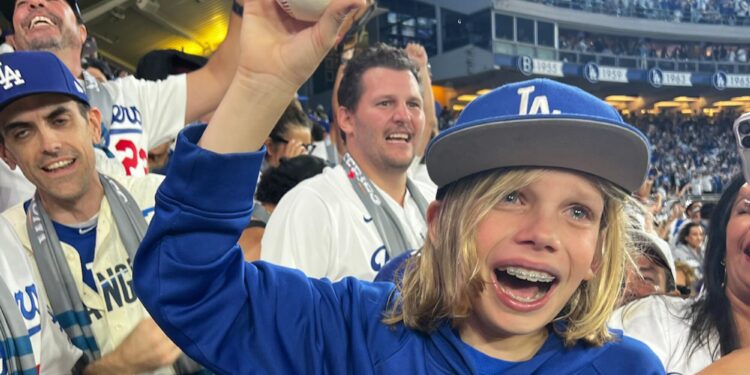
[
  {"x1": 503, "y1": 192, "x2": 519, "y2": 203},
  {"x1": 569, "y1": 205, "x2": 592, "y2": 221}
]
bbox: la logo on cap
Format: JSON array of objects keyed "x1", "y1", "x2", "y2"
[
  {"x1": 517, "y1": 86, "x2": 561, "y2": 116},
  {"x1": 0, "y1": 62, "x2": 25, "y2": 90}
]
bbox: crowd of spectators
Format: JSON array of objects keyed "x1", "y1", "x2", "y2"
[
  {"x1": 559, "y1": 30, "x2": 750, "y2": 63},
  {"x1": 530, "y1": 0, "x2": 750, "y2": 26},
  {"x1": 627, "y1": 110, "x2": 741, "y2": 198}
]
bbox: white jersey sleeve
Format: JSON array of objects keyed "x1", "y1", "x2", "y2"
[
  {"x1": 0, "y1": 162, "x2": 34, "y2": 213},
  {"x1": 260, "y1": 186, "x2": 334, "y2": 279},
  {"x1": 0, "y1": 216, "x2": 82, "y2": 374}
]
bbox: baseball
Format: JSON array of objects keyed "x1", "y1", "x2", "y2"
[{"x1": 275, "y1": 0, "x2": 331, "y2": 22}]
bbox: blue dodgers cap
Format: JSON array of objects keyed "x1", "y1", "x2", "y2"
[
  {"x1": 1, "y1": 0, "x2": 82, "y2": 24},
  {"x1": 426, "y1": 79, "x2": 650, "y2": 193},
  {"x1": 0, "y1": 51, "x2": 88, "y2": 112}
]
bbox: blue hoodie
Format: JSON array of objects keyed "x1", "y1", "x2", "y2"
[{"x1": 133, "y1": 125, "x2": 666, "y2": 375}]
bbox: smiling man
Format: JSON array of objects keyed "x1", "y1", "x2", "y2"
[
  {"x1": 261, "y1": 43, "x2": 436, "y2": 281},
  {"x1": 0, "y1": 51, "x2": 201, "y2": 374},
  {"x1": 0, "y1": 0, "x2": 242, "y2": 211}
]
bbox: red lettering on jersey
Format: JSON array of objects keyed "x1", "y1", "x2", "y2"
[{"x1": 115, "y1": 139, "x2": 148, "y2": 176}]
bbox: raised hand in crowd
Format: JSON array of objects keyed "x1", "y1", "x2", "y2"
[
  {"x1": 404, "y1": 42, "x2": 428, "y2": 69},
  {"x1": 404, "y1": 42, "x2": 437, "y2": 157},
  {"x1": 280, "y1": 138, "x2": 310, "y2": 159},
  {"x1": 200, "y1": 0, "x2": 364, "y2": 153}
]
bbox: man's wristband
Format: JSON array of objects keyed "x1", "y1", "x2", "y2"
[{"x1": 232, "y1": 1, "x2": 243, "y2": 17}]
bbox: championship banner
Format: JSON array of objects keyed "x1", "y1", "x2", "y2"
[
  {"x1": 517, "y1": 56, "x2": 563, "y2": 77},
  {"x1": 648, "y1": 68, "x2": 692, "y2": 88},
  {"x1": 583, "y1": 62, "x2": 629, "y2": 83},
  {"x1": 713, "y1": 71, "x2": 750, "y2": 90}
]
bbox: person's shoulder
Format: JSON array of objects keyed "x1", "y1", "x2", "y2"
[
  {"x1": 285, "y1": 165, "x2": 349, "y2": 200},
  {"x1": 615, "y1": 295, "x2": 688, "y2": 320},
  {"x1": 411, "y1": 176, "x2": 437, "y2": 200},
  {"x1": 111, "y1": 173, "x2": 164, "y2": 193},
  {"x1": 1, "y1": 201, "x2": 28, "y2": 234},
  {"x1": 103, "y1": 74, "x2": 186, "y2": 95},
  {"x1": 108, "y1": 173, "x2": 164, "y2": 210},
  {"x1": 0, "y1": 214, "x2": 20, "y2": 244}
]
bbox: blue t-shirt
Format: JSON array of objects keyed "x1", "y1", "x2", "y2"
[{"x1": 52, "y1": 221, "x2": 97, "y2": 291}]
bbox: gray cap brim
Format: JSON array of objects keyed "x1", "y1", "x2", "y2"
[{"x1": 426, "y1": 117, "x2": 649, "y2": 193}]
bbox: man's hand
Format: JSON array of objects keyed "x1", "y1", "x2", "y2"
[
  {"x1": 405, "y1": 42, "x2": 428, "y2": 69},
  {"x1": 85, "y1": 319, "x2": 181, "y2": 374},
  {"x1": 115, "y1": 318, "x2": 181, "y2": 372},
  {"x1": 404, "y1": 42, "x2": 436, "y2": 157},
  {"x1": 282, "y1": 139, "x2": 309, "y2": 159}
]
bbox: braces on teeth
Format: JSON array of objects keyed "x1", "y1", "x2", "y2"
[{"x1": 500, "y1": 266, "x2": 555, "y2": 283}]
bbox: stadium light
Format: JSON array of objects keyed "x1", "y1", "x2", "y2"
[
  {"x1": 605, "y1": 95, "x2": 638, "y2": 102},
  {"x1": 452, "y1": 104, "x2": 466, "y2": 111},
  {"x1": 731, "y1": 96, "x2": 750, "y2": 102},
  {"x1": 476, "y1": 89, "x2": 492, "y2": 96},
  {"x1": 654, "y1": 101, "x2": 682, "y2": 108},
  {"x1": 703, "y1": 108, "x2": 720, "y2": 116},
  {"x1": 674, "y1": 96, "x2": 698, "y2": 102},
  {"x1": 713, "y1": 101, "x2": 744, "y2": 107},
  {"x1": 457, "y1": 95, "x2": 478, "y2": 102}
]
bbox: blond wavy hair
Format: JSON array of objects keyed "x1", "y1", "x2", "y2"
[{"x1": 383, "y1": 168, "x2": 636, "y2": 347}]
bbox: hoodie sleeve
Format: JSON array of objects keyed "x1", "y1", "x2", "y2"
[{"x1": 133, "y1": 124, "x2": 394, "y2": 375}]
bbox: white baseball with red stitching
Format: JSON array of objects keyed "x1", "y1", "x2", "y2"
[{"x1": 275, "y1": 0, "x2": 330, "y2": 21}]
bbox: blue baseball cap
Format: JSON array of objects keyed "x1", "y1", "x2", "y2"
[
  {"x1": 0, "y1": 51, "x2": 89, "y2": 112},
  {"x1": 426, "y1": 79, "x2": 650, "y2": 193},
  {"x1": 1, "y1": 0, "x2": 82, "y2": 24}
]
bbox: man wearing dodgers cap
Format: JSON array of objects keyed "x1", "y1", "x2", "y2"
[
  {"x1": 130, "y1": 0, "x2": 665, "y2": 366},
  {"x1": 0, "y1": 51, "x2": 207, "y2": 374}
]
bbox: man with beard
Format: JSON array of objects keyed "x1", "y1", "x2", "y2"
[{"x1": 261, "y1": 43, "x2": 436, "y2": 281}]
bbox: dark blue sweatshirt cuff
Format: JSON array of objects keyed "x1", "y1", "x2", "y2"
[{"x1": 161, "y1": 124, "x2": 266, "y2": 214}]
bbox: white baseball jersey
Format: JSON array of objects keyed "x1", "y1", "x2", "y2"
[
  {"x1": 609, "y1": 296, "x2": 716, "y2": 374},
  {"x1": 408, "y1": 158, "x2": 437, "y2": 193},
  {"x1": 3, "y1": 174, "x2": 177, "y2": 374},
  {"x1": 0, "y1": 216, "x2": 82, "y2": 374},
  {"x1": 261, "y1": 165, "x2": 436, "y2": 281},
  {"x1": 97, "y1": 74, "x2": 186, "y2": 177}
]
